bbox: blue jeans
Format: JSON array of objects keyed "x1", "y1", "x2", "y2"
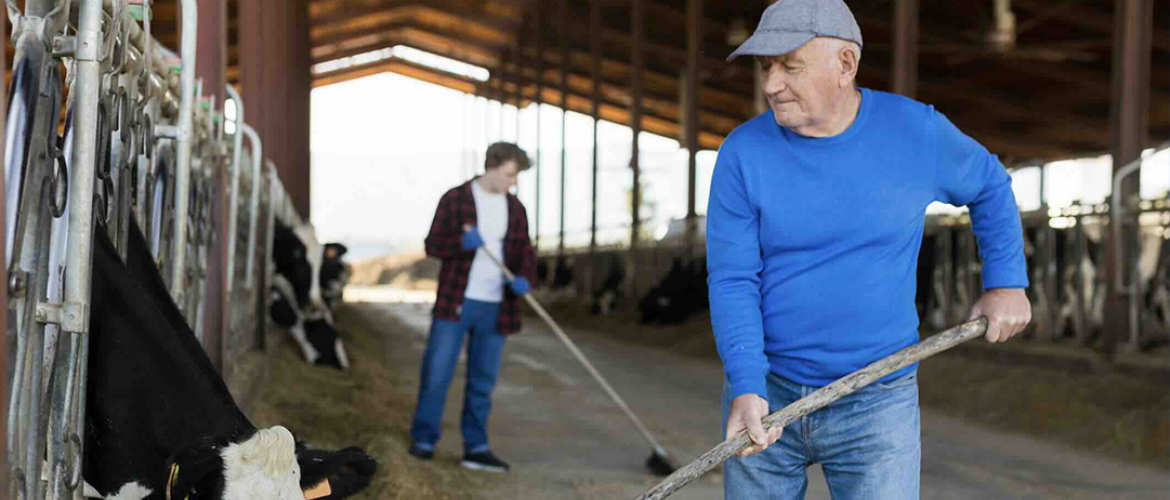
[
  {"x1": 722, "y1": 369, "x2": 920, "y2": 500},
  {"x1": 410, "y1": 299, "x2": 507, "y2": 453}
]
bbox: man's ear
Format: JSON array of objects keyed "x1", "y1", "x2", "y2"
[{"x1": 838, "y1": 45, "x2": 859, "y2": 88}]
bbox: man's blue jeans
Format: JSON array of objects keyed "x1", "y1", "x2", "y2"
[
  {"x1": 410, "y1": 299, "x2": 506, "y2": 454},
  {"x1": 722, "y1": 369, "x2": 921, "y2": 500}
]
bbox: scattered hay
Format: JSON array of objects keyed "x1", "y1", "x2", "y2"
[
  {"x1": 250, "y1": 305, "x2": 494, "y2": 499},
  {"x1": 917, "y1": 351, "x2": 1170, "y2": 470},
  {"x1": 530, "y1": 296, "x2": 1170, "y2": 471}
]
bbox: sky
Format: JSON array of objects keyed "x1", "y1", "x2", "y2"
[{"x1": 308, "y1": 53, "x2": 1169, "y2": 261}]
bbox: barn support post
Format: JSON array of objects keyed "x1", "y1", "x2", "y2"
[
  {"x1": 196, "y1": 0, "x2": 227, "y2": 371},
  {"x1": 534, "y1": 1, "x2": 544, "y2": 249},
  {"x1": 559, "y1": 0, "x2": 570, "y2": 254},
  {"x1": 590, "y1": 0, "x2": 601, "y2": 257},
  {"x1": 239, "y1": 0, "x2": 312, "y2": 219},
  {"x1": 684, "y1": 0, "x2": 702, "y2": 252},
  {"x1": 1104, "y1": 0, "x2": 1153, "y2": 353},
  {"x1": 629, "y1": 0, "x2": 644, "y2": 303},
  {"x1": 892, "y1": 0, "x2": 919, "y2": 98}
]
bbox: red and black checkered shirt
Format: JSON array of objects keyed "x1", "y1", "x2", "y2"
[{"x1": 424, "y1": 179, "x2": 537, "y2": 334}]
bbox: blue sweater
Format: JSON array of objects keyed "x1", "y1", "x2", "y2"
[{"x1": 707, "y1": 88, "x2": 1028, "y2": 397}]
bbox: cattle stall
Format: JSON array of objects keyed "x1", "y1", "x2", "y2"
[
  {"x1": 539, "y1": 146, "x2": 1170, "y2": 356},
  {"x1": 1, "y1": 0, "x2": 302, "y2": 498}
]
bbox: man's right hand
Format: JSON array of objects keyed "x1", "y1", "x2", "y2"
[{"x1": 726, "y1": 394, "x2": 782, "y2": 458}]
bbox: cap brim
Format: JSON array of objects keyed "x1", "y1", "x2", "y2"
[{"x1": 726, "y1": 31, "x2": 816, "y2": 62}]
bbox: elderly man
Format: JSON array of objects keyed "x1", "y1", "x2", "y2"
[{"x1": 707, "y1": 1, "x2": 1031, "y2": 498}]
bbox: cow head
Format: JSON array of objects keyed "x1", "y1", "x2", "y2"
[
  {"x1": 163, "y1": 426, "x2": 304, "y2": 500},
  {"x1": 221, "y1": 426, "x2": 305, "y2": 500},
  {"x1": 274, "y1": 220, "x2": 326, "y2": 313},
  {"x1": 296, "y1": 442, "x2": 378, "y2": 499},
  {"x1": 320, "y1": 243, "x2": 351, "y2": 309}
]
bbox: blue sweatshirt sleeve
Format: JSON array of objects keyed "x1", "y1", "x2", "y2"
[
  {"x1": 932, "y1": 109, "x2": 1029, "y2": 290},
  {"x1": 706, "y1": 144, "x2": 769, "y2": 400}
]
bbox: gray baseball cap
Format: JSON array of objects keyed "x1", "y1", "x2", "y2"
[{"x1": 727, "y1": 0, "x2": 863, "y2": 62}]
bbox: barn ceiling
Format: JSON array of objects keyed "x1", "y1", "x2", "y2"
[{"x1": 10, "y1": 0, "x2": 1170, "y2": 165}]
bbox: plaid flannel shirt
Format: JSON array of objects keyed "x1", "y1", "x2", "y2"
[{"x1": 425, "y1": 179, "x2": 537, "y2": 334}]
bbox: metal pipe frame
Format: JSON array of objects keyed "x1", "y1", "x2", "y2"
[
  {"x1": 240, "y1": 123, "x2": 263, "y2": 290},
  {"x1": 1111, "y1": 144, "x2": 1168, "y2": 293},
  {"x1": 224, "y1": 84, "x2": 243, "y2": 290},
  {"x1": 168, "y1": 0, "x2": 197, "y2": 307},
  {"x1": 6, "y1": 1, "x2": 76, "y2": 498},
  {"x1": 59, "y1": 0, "x2": 104, "y2": 498},
  {"x1": 254, "y1": 163, "x2": 276, "y2": 347}
]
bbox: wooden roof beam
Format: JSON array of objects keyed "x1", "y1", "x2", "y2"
[
  {"x1": 312, "y1": 27, "x2": 501, "y2": 68},
  {"x1": 311, "y1": 1, "x2": 521, "y2": 41},
  {"x1": 312, "y1": 55, "x2": 481, "y2": 92}
]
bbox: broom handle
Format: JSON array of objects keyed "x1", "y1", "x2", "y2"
[
  {"x1": 478, "y1": 245, "x2": 668, "y2": 453},
  {"x1": 633, "y1": 317, "x2": 989, "y2": 500}
]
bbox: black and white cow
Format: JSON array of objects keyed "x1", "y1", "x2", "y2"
[
  {"x1": 1139, "y1": 228, "x2": 1170, "y2": 344},
  {"x1": 271, "y1": 219, "x2": 350, "y2": 370},
  {"x1": 295, "y1": 442, "x2": 378, "y2": 499},
  {"x1": 918, "y1": 218, "x2": 1168, "y2": 345},
  {"x1": 83, "y1": 221, "x2": 375, "y2": 500},
  {"x1": 638, "y1": 257, "x2": 709, "y2": 325},
  {"x1": 590, "y1": 258, "x2": 626, "y2": 316},
  {"x1": 319, "y1": 243, "x2": 351, "y2": 311}
]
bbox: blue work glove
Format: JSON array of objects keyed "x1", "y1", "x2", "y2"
[
  {"x1": 509, "y1": 277, "x2": 531, "y2": 296},
  {"x1": 462, "y1": 226, "x2": 484, "y2": 251}
]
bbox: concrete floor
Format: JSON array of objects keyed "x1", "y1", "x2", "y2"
[{"x1": 363, "y1": 299, "x2": 1169, "y2": 500}]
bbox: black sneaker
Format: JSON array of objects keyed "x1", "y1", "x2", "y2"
[
  {"x1": 460, "y1": 450, "x2": 510, "y2": 473},
  {"x1": 408, "y1": 443, "x2": 435, "y2": 460}
]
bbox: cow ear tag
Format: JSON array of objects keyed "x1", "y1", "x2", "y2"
[{"x1": 304, "y1": 479, "x2": 332, "y2": 499}]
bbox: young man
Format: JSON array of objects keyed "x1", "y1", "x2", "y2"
[
  {"x1": 409, "y1": 142, "x2": 537, "y2": 473},
  {"x1": 708, "y1": 1, "x2": 1031, "y2": 498}
]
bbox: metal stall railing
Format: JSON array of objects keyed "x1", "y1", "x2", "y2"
[
  {"x1": 3, "y1": 1, "x2": 295, "y2": 498},
  {"x1": 544, "y1": 148, "x2": 1170, "y2": 357}
]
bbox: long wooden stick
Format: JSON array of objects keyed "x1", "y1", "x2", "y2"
[
  {"x1": 633, "y1": 317, "x2": 990, "y2": 500},
  {"x1": 478, "y1": 245, "x2": 670, "y2": 456}
]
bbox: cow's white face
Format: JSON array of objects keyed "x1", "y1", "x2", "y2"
[
  {"x1": 293, "y1": 223, "x2": 325, "y2": 312},
  {"x1": 221, "y1": 426, "x2": 305, "y2": 500}
]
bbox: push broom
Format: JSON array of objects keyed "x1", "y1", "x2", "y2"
[
  {"x1": 630, "y1": 317, "x2": 990, "y2": 500},
  {"x1": 473, "y1": 234, "x2": 679, "y2": 476}
]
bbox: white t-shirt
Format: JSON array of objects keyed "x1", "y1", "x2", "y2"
[{"x1": 465, "y1": 179, "x2": 508, "y2": 303}]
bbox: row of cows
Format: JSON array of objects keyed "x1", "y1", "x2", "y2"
[
  {"x1": 547, "y1": 217, "x2": 1169, "y2": 350},
  {"x1": 82, "y1": 214, "x2": 372, "y2": 499}
]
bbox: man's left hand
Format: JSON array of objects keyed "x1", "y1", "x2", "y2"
[{"x1": 968, "y1": 288, "x2": 1032, "y2": 343}]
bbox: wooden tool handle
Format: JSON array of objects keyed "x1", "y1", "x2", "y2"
[
  {"x1": 474, "y1": 240, "x2": 669, "y2": 453},
  {"x1": 633, "y1": 317, "x2": 989, "y2": 500}
]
